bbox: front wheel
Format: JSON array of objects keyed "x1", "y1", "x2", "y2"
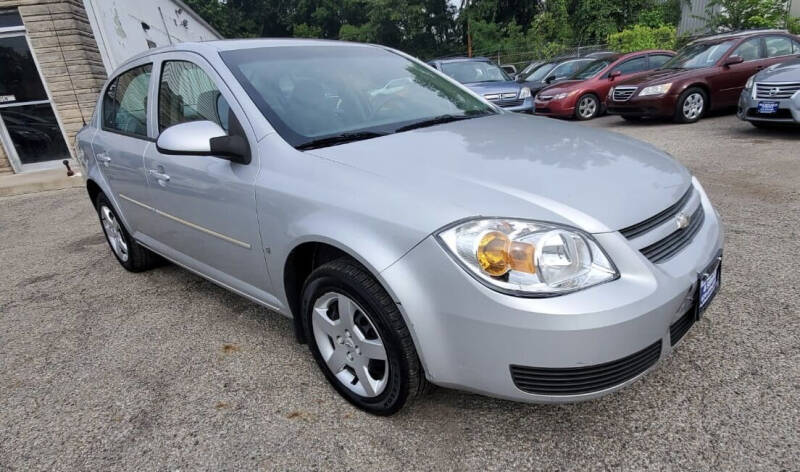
[
  {"x1": 575, "y1": 94, "x2": 600, "y2": 120},
  {"x1": 674, "y1": 87, "x2": 706, "y2": 123},
  {"x1": 302, "y1": 258, "x2": 426, "y2": 415},
  {"x1": 95, "y1": 192, "x2": 160, "y2": 272}
]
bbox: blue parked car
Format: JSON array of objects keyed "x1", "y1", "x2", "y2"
[{"x1": 428, "y1": 57, "x2": 533, "y2": 113}]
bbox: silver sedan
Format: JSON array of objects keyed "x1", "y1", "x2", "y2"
[{"x1": 76, "y1": 39, "x2": 723, "y2": 415}]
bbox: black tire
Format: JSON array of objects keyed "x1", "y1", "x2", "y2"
[
  {"x1": 302, "y1": 258, "x2": 426, "y2": 415},
  {"x1": 95, "y1": 192, "x2": 160, "y2": 272},
  {"x1": 673, "y1": 87, "x2": 707, "y2": 124},
  {"x1": 621, "y1": 114, "x2": 644, "y2": 122},
  {"x1": 574, "y1": 94, "x2": 600, "y2": 120}
]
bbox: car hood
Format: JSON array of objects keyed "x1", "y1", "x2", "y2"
[
  {"x1": 618, "y1": 68, "x2": 700, "y2": 87},
  {"x1": 463, "y1": 81, "x2": 523, "y2": 95},
  {"x1": 307, "y1": 113, "x2": 691, "y2": 234},
  {"x1": 538, "y1": 80, "x2": 583, "y2": 96},
  {"x1": 756, "y1": 58, "x2": 800, "y2": 81}
]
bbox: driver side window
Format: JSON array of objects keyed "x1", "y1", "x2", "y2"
[
  {"x1": 158, "y1": 60, "x2": 230, "y2": 133},
  {"x1": 732, "y1": 38, "x2": 763, "y2": 61}
]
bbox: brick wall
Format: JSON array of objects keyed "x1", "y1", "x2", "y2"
[{"x1": 0, "y1": 0, "x2": 107, "y2": 174}]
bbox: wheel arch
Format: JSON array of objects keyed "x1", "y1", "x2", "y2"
[
  {"x1": 283, "y1": 239, "x2": 397, "y2": 344},
  {"x1": 679, "y1": 82, "x2": 712, "y2": 109}
]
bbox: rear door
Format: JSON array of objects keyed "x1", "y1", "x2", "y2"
[
  {"x1": 142, "y1": 53, "x2": 271, "y2": 300},
  {"x1": 91, "y1": 61, "x2": 157, "y2": 236}
]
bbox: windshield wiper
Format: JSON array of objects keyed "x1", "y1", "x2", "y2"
[
  {"x1": 296, "y1": 131, "x2": 387, "y2": 150},
  {"x1": 394, "y1": 112, "x2": 487, "y2": 133}
]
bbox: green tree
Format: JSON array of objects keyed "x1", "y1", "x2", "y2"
[{"x1": 698, "y1": 0, "x2": 790, "y2": 31}]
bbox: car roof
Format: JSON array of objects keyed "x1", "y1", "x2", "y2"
[
  {"x1": 115, "y1": 38, "x2": 385, "y2": 71},
  {"x1": 689, "y1": 29, "x2": 791, "y2": 44},
  {"x1": 429, "y1": 56, "x2": 493, "y2": 64}
]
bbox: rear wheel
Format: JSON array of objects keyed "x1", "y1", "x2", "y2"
[
  {"x1": 673, "y1": 87, "x2": 706, "y2": 123},
  {"x1": 302, "y1": 258, "x2": 426, "y2": 415},
  {"x1": 95, "y1": 193, "x2": 160, "y2": 272},
  {"x1": 575, "y1": 94, "x2": 600, "y2": 120}
]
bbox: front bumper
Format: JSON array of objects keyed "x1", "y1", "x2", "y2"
[
  {"x1": 606, "y1": 93, "x2": 678, "y2": 118},
  {"x1": 496, "y1": 96, "x2": 534, "y2": 113},
  {"x1": 381, "y1": 184, "x2": 723, "y2": 403},
  {"x1": 533, "y1": 96, "x2": 575, "y2": 117},
  {"x1": 737, "y1": 89, "x2": 800, "y2": 124}
]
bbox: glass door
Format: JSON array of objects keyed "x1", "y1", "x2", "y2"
[{"x1": 0, "y1": 30, "x2": 71, "y2": 172}]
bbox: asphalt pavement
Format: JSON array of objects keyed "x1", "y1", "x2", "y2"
[{"x1": 1, "y1": 113, "x2": 798, "y2": 471}]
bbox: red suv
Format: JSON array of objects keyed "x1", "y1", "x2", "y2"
[
  {"x1": 607, "y1": 30, "x2": 800, "y2": 123},
  {"x1": 533, "y1": 50, "x2": 675, "y2": 120}
]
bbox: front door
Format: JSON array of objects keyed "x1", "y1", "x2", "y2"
[
  {"x1": 142, "y1": 54, "x2": 271, "y2": 301},
  {"x1": 0, "y1": 32, "x2": 71, "y2": 172}
]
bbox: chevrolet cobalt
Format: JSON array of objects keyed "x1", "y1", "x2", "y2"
[{"x1": 76, "y1": 40, "x2": 723, "y2": 415}]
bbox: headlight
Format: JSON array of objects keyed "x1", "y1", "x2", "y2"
[
  {"x1": 553, "y1": 92, "x2": 569, "y2": 100},
  {"x1": 437, "y1": 219, "x2": 618, "y2": 297},
  {"x1": 639, "y1": 83, "x2": 672, "y2": 97},
  {"x1": 744, "y1": 75, "x2": 755, "y2": 90},
  {"x1": 518, "y1": 87, "x2": 532, "y2": 99}
]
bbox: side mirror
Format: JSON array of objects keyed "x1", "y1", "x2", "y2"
[
  {"x1": 545, "y1": 75, "x2": 556, "y2": 84},
  {"x1": 156, "y1": 120, "x2": 250, "y2": 164},
  {"x1": 515, "y1": 75, "x2": 525, "y2": 83},
  {"x1": 609, "y1": 70, "x2": 621, "y2": 80},
  {"x1": 724, "y1": 55, "x2": 744, "y2": 66}
]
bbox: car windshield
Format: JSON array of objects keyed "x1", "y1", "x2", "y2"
[
  {"x1": 571, "y1": 59, "x2": 613, "y2": 80},
  {"x1": 660, "y1": 40, "x2": 735, "y2": 69},
  {"x1": 221, "y1": 46, "x2": 495, "y2": 148},
  {"x1": 440, "y1": 60, "x2": 511, "y2": 83},
  {"x1": 522, "y1": 62, "x2": 556, "y2": 81}
]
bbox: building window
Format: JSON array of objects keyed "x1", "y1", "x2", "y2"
[{"x1": 0, "y1": 9, "x2": 23, "y2": 29}]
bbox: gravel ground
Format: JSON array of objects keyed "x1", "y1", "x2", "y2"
[{"x1": 1, "y1": 113, "x2": 798, "y2": 471}]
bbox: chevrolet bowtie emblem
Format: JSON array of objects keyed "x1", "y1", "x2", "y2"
[{"x1": 676, "y1": 212, "x2": 691, "y2": 230}]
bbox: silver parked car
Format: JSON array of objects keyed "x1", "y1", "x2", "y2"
[
  {"x1": 738, "y1": 57, "x2": 800, "y2": 127},
  {"x1": 76, "y1": 39, "x2": 723, "y2": 415}
]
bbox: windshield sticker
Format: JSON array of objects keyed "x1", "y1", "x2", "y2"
[{"x1": 0, "y1": 95, "x2": 16, "y2": 103}]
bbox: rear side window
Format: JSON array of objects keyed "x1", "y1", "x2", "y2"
[
  {"x1": 732, "y1": 38, "x2": 763, "y2": 61},
  {"x1": 764, "y1": 36, "x2": 794, "y2": 57},
  {"x1": 102, "y1": 64, "x2": 152, "y2": 138},
  {"x1": 615, "y1": 56, "x2": 648, "y2": 75},
  {"x1": 158, "y1": 60, "x2": 230, "y2": 133},
  {"x1": 649, "y1": 54, "x2": 672, "y2": 69}
]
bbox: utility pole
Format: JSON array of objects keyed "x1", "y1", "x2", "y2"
[{"x1": 461, "y1": 0, "x2": 472, "y2": 57}]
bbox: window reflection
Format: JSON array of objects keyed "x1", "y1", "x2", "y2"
[{"x1": 1, "y1": 104, "x2": 70, "y2": 164}]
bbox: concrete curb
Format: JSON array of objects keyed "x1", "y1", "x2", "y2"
[{"x1": 0, "y1": 169, "x2": 83, "y2": 197}]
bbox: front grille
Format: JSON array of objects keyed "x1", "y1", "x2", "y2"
[
  {"x1": 485, "y1": 92, "x2": 523, "y2": 108},
  {"x1": 670, "y1": 307, "x2": 695, "y2": 346},
  {"x1": 510, "y1": 340, "x2": 662, "y2": 396},
  {"x1": 612, "y1": 86, "x2": 638, "y2": 101},
  {"x1": 640, "y1": 205, "x2": 705, "y2": 263},
  {"x1": 620, "y1": 186, "x2": 694, "y2": 239},
  {"x1": 755, "y1": 82, "x2": 800, "y2": 99}
]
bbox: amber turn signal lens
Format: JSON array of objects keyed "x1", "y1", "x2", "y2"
[
  {"x1": 509, "y1": 241, "x2": 536, "y2": 274},
  {"x1": 476, "y1": 231, "x2": 536, "y2": 277},
  {"x1": 476, "y1": 231, "x2": 511, "y2": 276}
]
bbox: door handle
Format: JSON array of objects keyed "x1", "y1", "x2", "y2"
[
  {"x1": 148, "y1": 169, "x2": 170, "y2": 182},
  {"x1": 96, "y1": 153, "x2": 111, "y2": 166}
]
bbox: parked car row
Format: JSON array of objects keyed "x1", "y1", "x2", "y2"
[{"x1": 430, "y1": 29, "x2": 800, "y2": 127}]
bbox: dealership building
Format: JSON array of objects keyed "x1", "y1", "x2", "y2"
[{"x1": 0, "y1": 0, "x2": 220, "y2": 175}]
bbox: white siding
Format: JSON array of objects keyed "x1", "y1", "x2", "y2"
[
  {"x1": 678, "y1": 0, "x2": 717, "y2": 35},
  {"x1": 82, "y1": 0, "x2": 222, "y2": 72}
]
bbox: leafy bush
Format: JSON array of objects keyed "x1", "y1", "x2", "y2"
[
  {"x1": 608, "y1": 25, "x2": 677, "y2": 53},
  {"x1": 788, "y1": 16, "x2": 800, "y2": 34}
]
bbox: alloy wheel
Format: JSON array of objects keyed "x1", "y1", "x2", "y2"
[
  {"x1": 311, "y1": 292, "x2": 389, "y2": 397},
  {"x1": 682, "y1": 92, "x2": 704, "y2": 121},
  {"x1": 578, "y1": 96, "x2": 597, "y2": 119},
  {"x1": 100, "y1": 205, "x2": 129, "y2": 262}
]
